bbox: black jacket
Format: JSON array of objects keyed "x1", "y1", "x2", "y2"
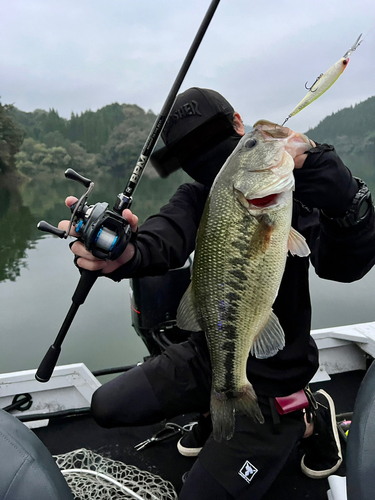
[{"x1": 108, "y1": 174, "x2": 375, "y2": 397}]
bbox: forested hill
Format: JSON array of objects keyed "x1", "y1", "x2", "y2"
[
  {"x1": 3, "y1": 96, "x2": 375, "y2": 191},
  {"x1": 8, "y1": 103, "x2": 159, "y2": 180},
  {"x1": 306, "y1": 95, "x2": 375, "y2": 189},
  {"x1": 11, "y1": 103, "x2": 156, "y2": 154}
]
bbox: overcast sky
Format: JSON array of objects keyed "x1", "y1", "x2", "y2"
[{"x1": 2, "y1": 0, "x2": 375, "y2": 133}]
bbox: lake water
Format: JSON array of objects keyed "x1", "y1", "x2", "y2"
[
  {"x1": 1, "y1": 172, "x2": 375, "y2": 376},
  {"x1": 0, "y1": 235, "x2": 149, "y2": 374}
]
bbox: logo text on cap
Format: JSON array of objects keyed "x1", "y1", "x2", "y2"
[{"x1": 172, "y1": 100, "x2": 202, "y2": 120}]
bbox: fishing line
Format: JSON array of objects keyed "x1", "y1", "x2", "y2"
[{"x1": 360, "y1": 22, "x2": 375, "y2": 41}]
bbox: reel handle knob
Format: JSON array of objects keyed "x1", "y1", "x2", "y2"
[
  {"x1": 37, "y1": 220, "x2": 66, "y2": 238},
  {"x1": 65, "y1": 168, "x2": 92, "y2": 188}
]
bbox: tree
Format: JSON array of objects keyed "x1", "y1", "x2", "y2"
[
  {"x1": 0, "y1": 102, "x2": 24, "y2": 173},
  {"x1": 42, "y1": 108, "x2": 66, "y2": 136}
]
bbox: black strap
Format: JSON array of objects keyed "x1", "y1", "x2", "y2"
[{"x1": 269, "y1": 397, "x2": 281, "y2": 432}]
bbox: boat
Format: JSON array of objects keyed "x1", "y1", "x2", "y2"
[{"x1": 1, "y1": 265, "x2": 375, "y2": 500}]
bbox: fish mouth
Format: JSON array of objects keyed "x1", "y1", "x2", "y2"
[
  {"x1": 235, "y1": 189, "x2": 288, "y2": 210},
  {"x1": 247, "y1": 193, "x2": 279, "y2": 208}
]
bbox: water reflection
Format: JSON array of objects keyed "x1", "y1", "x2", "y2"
[
  {"x1": 0, "y1": 181, "x2": 38, "y2": 282},
  {"x1": 0, "y1": 168, "x2": 190, "y2": 374},
  {"x1": 0, "y1": 168, "x2": 190, "y2": 284}
]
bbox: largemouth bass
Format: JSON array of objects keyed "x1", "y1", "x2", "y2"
[{"x1": 177, "y1": 120, "x2": 312, "y2": 441}]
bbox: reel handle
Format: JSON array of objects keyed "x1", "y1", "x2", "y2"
[
  {"x1": 37, "y1": 221, "x2": 66, "y2": 239},
  {"x1": 65, "y1": 168, "x2": 92, "y2": 188}
]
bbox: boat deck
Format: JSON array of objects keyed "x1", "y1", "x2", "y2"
[{"x1": 33, "y1": 369, "x2": 365, "y2": 499}]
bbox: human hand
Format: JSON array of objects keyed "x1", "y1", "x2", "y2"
[
  {"x1": 294, "y1": 139, "x2": 316, "y2": 169},
  {"x1": 58, "y1": 197, "x2": 139, "y2": 274},
  {"x1": 293, "y1": 143, "x2": 358, "y2": 217}
]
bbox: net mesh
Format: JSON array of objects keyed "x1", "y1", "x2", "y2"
[{"x1": 54, "y1": 448, "x2": 178, "y2": 500}]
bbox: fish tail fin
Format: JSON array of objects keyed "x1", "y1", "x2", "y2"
[
  {"x1": 210, "y1": 384, "x2": 264, "y2": 442},
  {"x1": 210, "y1": 392, "x2": 236, "y2": 442}
]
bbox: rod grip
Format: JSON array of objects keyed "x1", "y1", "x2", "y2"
[
  {"x1": 35, "y1": 345, "x2": 61, "y2": 383},
  {"x1": 72, "y1": 270, "x2": 101, "y2": 305}
]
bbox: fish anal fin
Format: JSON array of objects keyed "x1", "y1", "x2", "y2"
[
  {"x1": 288, "y1": 226, "x2": 310, "y2": 257},
  {"x1": 176, "y1": 282, "x2": 202, "y2": 332},
  {"x1": 251, "y1": 311, "x2": 285, "y2": 359}
]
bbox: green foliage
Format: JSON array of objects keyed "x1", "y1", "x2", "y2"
[
  {"x1": 0, "y1": 102, "x2": 24, "y2": 173},
  {"x1": 307, "y1": 96, "x2": 375, "y2": 141},
  {"x1": 10, "y1": 102, "x2": 155, "y2": 155},
  {"x1": 9, "y1": 94, "x2": 375, "y2": 193},
  {"x1": 307, "y1": 95, "x2": 375, "y2": 191},
  {"x1": 15, "y1": 137, "x2": 102, "y2": 180},
  {"x1": 68, "y1": 103, "x2": 127, "y2": 153},
  {"x1": 100, "y1": 108, "x2": 155, "y2": 177},
  {"x1": 10, "y1": 102, "x2": 158, "y2": 179}
]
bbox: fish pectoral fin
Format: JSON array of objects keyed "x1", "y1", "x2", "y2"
[
  {"x1": 287, "y1": 226, "x2": 310, "y2": 257},
  {"x1": 250, "y1": 311, "x2": 285, "y2": 359},
  {"x1": 176, "y1": 283, "x2": 202, "y2": 332}
]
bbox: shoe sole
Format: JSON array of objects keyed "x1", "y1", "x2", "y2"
[
  {"x1": 177, "y1": 437, "x2": 203, "y2": 457},
  {"x1": 301, "y1": 389, "x2": 343, "y2": 479}
]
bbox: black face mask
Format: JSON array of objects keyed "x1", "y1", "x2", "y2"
[{"x1": 181, "y1": 131, "x2": 242, "y2": 187}]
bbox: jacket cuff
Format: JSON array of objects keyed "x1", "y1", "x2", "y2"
[
  {"x1": 321, "y1": 177, "x2": 360, "y2": 218},
  {"x1": 105, "y1": 246, "x2": 142, "y2": 282},
  {"x1": 320, "y1": 201, "x2": 374, "y2": 236}
]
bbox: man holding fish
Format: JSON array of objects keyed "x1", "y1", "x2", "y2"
[{"x1": 59, "y1": 87, "x2": 375, "y2": 499}]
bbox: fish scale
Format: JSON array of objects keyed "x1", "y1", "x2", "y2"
[{"x1": 177, "y1": 121, "x2": 312, "y2": 441}]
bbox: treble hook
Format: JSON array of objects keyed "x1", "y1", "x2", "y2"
[{"x1": 304, "y1": 73, "x2": 324, "y2": 92}]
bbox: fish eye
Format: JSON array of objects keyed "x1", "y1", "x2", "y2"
[{"x1": 244, "y1": 138, "x2": 257, "y2": 149}]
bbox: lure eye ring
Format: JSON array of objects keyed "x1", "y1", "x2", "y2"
[{"x1": 244, "y1": 138, "x2": 258, "y2": 149}]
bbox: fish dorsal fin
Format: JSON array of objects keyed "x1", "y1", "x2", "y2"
[
  {"x1": 250, "y1": 311, "x2": 285, "y2": 359},
  {"x1": 288, "y1": 227, "x2": 310, "y2": 257},
  {"x1": 176, "y1": 282, "x2": 202, "y2": 332}
]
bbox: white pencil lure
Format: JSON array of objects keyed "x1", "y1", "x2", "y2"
[{"x1": 282, "y1": 34, "x2": 362, "y2": 126}]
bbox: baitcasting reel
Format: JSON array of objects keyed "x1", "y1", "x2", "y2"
[{"x1": 37, "y1": 168, "x2": 132, "y2": 260}]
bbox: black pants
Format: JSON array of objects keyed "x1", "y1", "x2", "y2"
[{"x1": 91, "y1": 336, "x2": 306, "y2": 499}]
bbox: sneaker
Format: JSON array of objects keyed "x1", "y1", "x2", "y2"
[
  {"x1": 177, "y1": 415, "x2": 212, "y2": 457},
  {"x1": 301, "y1": 389, "x2": 343, "y2": 479}
]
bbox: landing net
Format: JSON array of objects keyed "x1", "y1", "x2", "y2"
[{"x1": 54, "y1": 448, "x2": 178, "y2": 500}]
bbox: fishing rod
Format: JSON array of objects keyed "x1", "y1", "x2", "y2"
[{"x1": 35, "y1": 0, "x2": 221, "y2": 383}]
